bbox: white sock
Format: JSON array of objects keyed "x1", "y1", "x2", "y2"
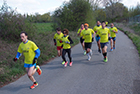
[
  {"x1": 87, "y1": 53, "x2": 91, "y2": 57},
  {"x1": 90, "y1": 50, "x2": 92, "y2": 55}
]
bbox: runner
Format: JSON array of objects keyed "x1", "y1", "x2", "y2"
[
  {"x1": 61, "y1": 29, "x2": 73, "y2": 67},
  {"x1": 77, "y1": 23, "x2": 86, "y2": 55},
  {"x1": 53, "y1": 27, "x2": 64, "y2": 64},
  {"x1": 13, "y1": 32, "x2": 42, "y2": 89},
  {"x1": 109, "y1": 23, "x2": 118, "y2": 51},
  {"x1": 97, "y1": 21, "x2": 110, "y2": 62},
  {"x1": 81, "y1": 23, "x2": 95, "y2": 61},
  {"x1": 93, "y1": 21, "x2": 102, "y2": 53}
]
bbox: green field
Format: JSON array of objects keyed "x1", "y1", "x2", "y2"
[
  {"x1": 0, "y1": 23, "x2": 79, "y2": 87},
  {"x1": 33, "y1": 23, "x2": 54, "y2": 32}
]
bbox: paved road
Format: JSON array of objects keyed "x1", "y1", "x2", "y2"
[{"x1": 0, "y1": 30, "x2": 140, "y2": 94}]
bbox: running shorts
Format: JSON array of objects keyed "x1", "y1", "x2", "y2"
[
  {"x1": 85, "y1": 43, "x2": 92, "y2": 50},
  {"x1": 80, "y1": 37, "x2": 84, "y2": 43},
  {"x1": 100, "y1": 42, "x2": 109, "y2": 49},
  {"x1": 96, "y1": 36, "x2": 100, "y2": 42},
  {"x1": 57, "y1": 46, "x2": 63, "y2": 50},
  {"x1": 24, "y1": 63, "x2": 36, "y2": 68}
]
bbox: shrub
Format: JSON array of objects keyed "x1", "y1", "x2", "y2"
[{"x1": 0, "y1": 1, "x2": 36, "y2": 42}]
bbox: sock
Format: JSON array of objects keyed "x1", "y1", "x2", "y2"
[
  {"x1": 90, "y1": 50, "x2": 92, "y2": 55},
  {"x1": 87, "y1": 53, "x2": 90, "y2": 57},
  {"x1": 103, "y1": 52, "x2": 107, "y2": 59}
]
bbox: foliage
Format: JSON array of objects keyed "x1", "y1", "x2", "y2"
[
  {"x1": 52, "y1": 0, "x2": 96, "y2": 31},
  {"x1": 105, "y1": 2, "x2": 128, "y2": 22},
  {"x1": 129, "y1": 3, "x2": 140, "y2": 17},
  {"x1": 0, "y1": 0, "x2": 36, "y2": 41},
  {"x1": 26, "y1": 12, "x2": 52, "y2": 23}
]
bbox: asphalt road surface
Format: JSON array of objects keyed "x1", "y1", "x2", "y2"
[{"x1": 0, "y1": 30, "x2": 140, "y2": 94}]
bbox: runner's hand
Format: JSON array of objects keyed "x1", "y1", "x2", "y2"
[
  {"x1": 54, "y1": 43, "x2": 56, "y2": 46},
  {"x1": 33, "y1": 58, "x2": 37, "y2": 65},
  {"x1": 65, "y1": 41, "x2": 70, "y2": 44},
  {"x1": 60, "y1": 40, "x2": 62, "y2": 43},
  {"x1": 13, "y1": 58, "x2": 18, "y2": 62},
  {"x1": 92, "y1": 37, "x2": 94, "y2": 42}
]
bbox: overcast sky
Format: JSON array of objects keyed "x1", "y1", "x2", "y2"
[{"x1": 0, "y1": 0, "x2": 140, "y2": 15}]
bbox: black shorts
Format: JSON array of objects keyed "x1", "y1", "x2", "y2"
[
  {"x1": 80, "y1": 37, "x2": 84, "y2": 43},
  {"x1": 110, "y1": 37, "x2": 116, "y2": 41},
  {"x1": 85, "y1": 43, "x2": 92, "y2": 50},
  {"x1": 100, "y1": 42, "x2": 108, "y2": 49}
]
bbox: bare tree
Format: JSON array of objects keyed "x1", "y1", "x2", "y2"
[{"x1": 102, "y1": 0, "x2": 122, "y2": 6}]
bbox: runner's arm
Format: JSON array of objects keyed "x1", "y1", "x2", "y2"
[
  {"x1": 16, "y1": 52, "x2": 22, "y2": 59},
  {"x1": 34, "y1": 48, "x2": 40, "y2": 59},
  {"x1": 68, "y1": 36, "x2": 73, "y2": 44}
]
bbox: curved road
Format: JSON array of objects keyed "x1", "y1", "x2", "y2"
[{"x1": 0, "y1": 30, "x2": 140, "y2": 94}]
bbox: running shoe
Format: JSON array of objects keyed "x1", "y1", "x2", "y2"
[
  {"x1": 64, "y1": 61, "x2": 68, "y2": 67},
  {"x1": 69, "y1": 62, "x2": 73, "y2": 67},
  {"x1": 84, "y1": 51, "x2": 86, "y2": 55},
  {"x1": 104, "y1": 57, "x2": 108, "y2": 62},
  {"x1": 62, "y1": 61, "x2": 65, "y2": 65},
  {"x1": 36, "y1": 65, "x2": 42, "y2": 75},
  {"x1": 113, "y1": 47, "x2": 115, "y2": 50},
  {"x1": 88, "y1": 56, "x2": 91, "y2": 61},
  {"x1": 110, "y1": 49, "x2": 113, "y2": 52},
  {"x1": 30, "y1": 82, "x2": 38, "y2": 89}
]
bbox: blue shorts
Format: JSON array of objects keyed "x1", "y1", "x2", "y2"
[
  {"x1": 100, "y1": 42, "x2": 109, "y2": 49},
  {"x1": 24, "y1": 63, "x2": 36, "y2": 68},
  {"x1": 110, "y1": 37, "x2": 116, "y2": 41},
  {"x1": 96, "y1": 36, "x2": 100, "y2": 42}
]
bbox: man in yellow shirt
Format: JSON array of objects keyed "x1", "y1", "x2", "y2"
[
  {"x1": 81, "y1": 23, "x2": 95, "y2": 61},
  {"x1": 54, "y1": 27, "x2": 64, "y2": 57},
  {"x1": 13, "y1": 32, "x2": 42, "y2": 89},
  {"x1": 97, "y1": 21, "x2": 110, "y2": 62},
  {"x1": 109, "y1": 23, "x2": 118, "y2": 51},
  {"x1": 93, "y1": 21, "x2": 102, "y2": 53},
  {"x1": 77, "y1": 23, "x2": 85, "y2": 55}
]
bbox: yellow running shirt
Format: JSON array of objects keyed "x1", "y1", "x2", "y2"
[
  {"x1": 109, "y1": 27, "x2": 118, "y2": 37},
  {"x1": 18, "y1": 40, "x2": 38, "y2": 64},
  {"x1": 54, "y1": 32, "x2": 64, "y2": 46},
  {"x1": 62, "y1": 35, "x2": 71, "y2": 49},
  {"x1": 97, "y1": 28, "x2": 110, "y2": 43},
  {"x1": 93, "y1": 25, "x2": 102, "y2": 36},
  {"x1": 77, "y1": 28, "x2": 85, "y2": 37},
  {"x1": 81, "y1": 28, "x2": 94, "y2": 43}
]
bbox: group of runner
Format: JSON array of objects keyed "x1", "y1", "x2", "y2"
[
  {"x1": 13, "y1": 21, "x2": 118, "y2": 89},
  {"x1": 78, "y1": 21, "x2": 118, "y2": 62}
]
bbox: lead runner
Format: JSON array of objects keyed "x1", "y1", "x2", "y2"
[{"x1": 13, "y1": 32, "x2": 42, "y2": 89}]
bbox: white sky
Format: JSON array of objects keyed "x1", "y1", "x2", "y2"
[{"x1": 0, "y1": 0, "x2": 139, "y2": 15}]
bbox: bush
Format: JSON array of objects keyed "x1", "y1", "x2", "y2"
[{"x1": 0, "y1": 1, "x2": 36, "y2": 42}]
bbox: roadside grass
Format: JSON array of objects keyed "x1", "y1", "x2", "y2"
[
  {"x1": 116, "y1": 24, "x2": 140, "y2": 56},
  {"x1": 0, "y1": 23, "x2": 79, "y2": 87},
  {"x1": 129, "y1": 23, "x2": 140, "y2": 36}
]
